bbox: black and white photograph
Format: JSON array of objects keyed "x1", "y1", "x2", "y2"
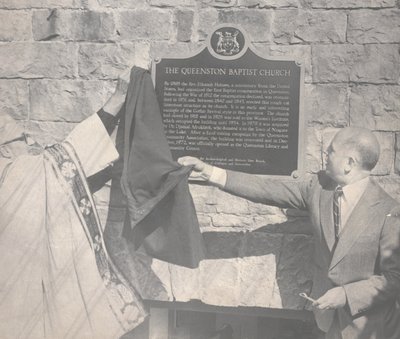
[{"x1": 1, "y1": 0, "x2": 400, "y2": 338}]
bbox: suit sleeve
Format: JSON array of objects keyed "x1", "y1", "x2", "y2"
[
  {"x1": 343, "y1": 211, "x2": 400, "y2": 316},
  {"x1": 224, "y1": 170, "x2": 313, "y2": 210}
]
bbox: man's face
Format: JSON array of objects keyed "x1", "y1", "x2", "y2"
[{"x1": 325, "y1": 138, "x2": 348, "y2": 183}]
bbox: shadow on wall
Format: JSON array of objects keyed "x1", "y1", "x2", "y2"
[
  {"x1": 201, "y1": 221, "x2": 314, "y2": 310},
  {"x1": 104, "y1": 206, "x2": 314, "y2": 312}
]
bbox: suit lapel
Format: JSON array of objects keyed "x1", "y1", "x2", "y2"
[{"x1": 329, "y1": 180, "x2": 382, "y2": 271}]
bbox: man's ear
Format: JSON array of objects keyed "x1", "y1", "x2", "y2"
[{"x1": 344, "y1": 156, "x2": 356, "y2": 174}]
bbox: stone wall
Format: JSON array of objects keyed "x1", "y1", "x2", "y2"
[{"x1": 2, "y1": 0, "x2": 400, "y2": 313}]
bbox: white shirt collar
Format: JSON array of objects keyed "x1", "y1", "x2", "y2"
[{"x1": 341, "y1": 176, "x2": 370, "y2": 206}]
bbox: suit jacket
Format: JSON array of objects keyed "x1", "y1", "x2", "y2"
[{"x1": 224, "y1": 170, "x2": 400, "y2": 339}]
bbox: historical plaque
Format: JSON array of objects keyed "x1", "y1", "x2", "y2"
[{"x1": 153, "y1": 25, "x2": 305, "y2": 177}]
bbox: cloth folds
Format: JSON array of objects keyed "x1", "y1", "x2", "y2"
[
  {"x1": 0, "y1": 114, "x2": 146, "y2": 338},
  {"x1": 110, "y1": 67, "x2": 205, "y2": 268}
]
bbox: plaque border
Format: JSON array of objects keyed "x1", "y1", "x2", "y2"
[{"x1": 151, "y1": 25, "x2": 307, "y2": 181}]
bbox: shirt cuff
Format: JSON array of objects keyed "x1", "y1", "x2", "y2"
[
  {"x1": 209, "y1": 166, "x2": 227, "y2": 188},
  {"x1": 64, "y1": 114, "x2": 119, "y2": 177}
]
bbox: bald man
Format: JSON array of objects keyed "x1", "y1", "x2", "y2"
[{"x1": 179, "y1": 127, "x2": 400, "y2": 339}]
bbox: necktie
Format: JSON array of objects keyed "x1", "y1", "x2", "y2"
[{"x1": 333, "y1": 186, "x2": 343, "y2": 241}]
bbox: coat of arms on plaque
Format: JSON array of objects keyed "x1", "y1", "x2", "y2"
[
  {"x1": 216, "y1": 30, "x2": 240, "y2": 56},
  {"x1": 208, "y1": 25, "x2": 247, "y2": 60}
]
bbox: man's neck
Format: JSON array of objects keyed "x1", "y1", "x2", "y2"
[{"x1": 341, "y1": 171, "x2": 370, "y2": 187}]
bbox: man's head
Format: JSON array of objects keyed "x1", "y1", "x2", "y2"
[{"x1": 325, "y1": 127, "x2": 380, "y2": 185}]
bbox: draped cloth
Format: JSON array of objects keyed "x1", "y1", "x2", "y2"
[
  {"x1": 110, "y1": 67, "x2": 205, "y2": 268},
  {"x1": 0, "y1": 115, "x2": 146, "y2": 338}
]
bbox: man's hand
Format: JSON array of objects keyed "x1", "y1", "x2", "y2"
[
  {"x1": 177, "y1": 156, "x2": 213, "y2": 181},
  {"x1": 102, "y1": 68, "x2": 131, "y2": 116},
  {"x1": 312, "y1": 287, "x2": 347, "y2": 310}
]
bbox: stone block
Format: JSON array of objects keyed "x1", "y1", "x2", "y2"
[
  {"x1": 312, "y1": 44, "x2": 400, "y2": 84},
  {"x1": 30, "y1": 80, "x2": 115, "y2": 122},
  {"x1": 239, "y1": 255, "x2": 278, "y2": 307},
  {"x1": 214, "y1": 189, "x2": 250, "y2": 214},
  {"x1": 350, "y1": 45, "x2": 399, "y2": 84},
  {"x1": 33, "y1": 9, "x2": 116, "y2": 41},
  {"x1": 252, "y1": 215, "x2": 290, "y2": 230},
  {"x1": 150, "y1": 259, "x2": 173, "y2": 300},
  {"x1": 348, "y1": 10, "x2": 400, "y2": 43},
  {"x1": 312, "y1": 44, "x2": 364, "y2": 83},
  {"x1": 26, "y1": 121, "x2": 77, "y2": 146},
  {"x1": 211, "y1": 213, "x2": 254, "y2": 228},
  {"x1": 201, "y1": 0, "x2": 236, "y2": 7},
  {"x1": 0, "y1": 10, "x2": 32, "y2": 41},
  {"x1": 117, "y1": 10, "x2": 172, "y2": 40},
  {"x1": 238, "y1": 0, "x2": 298, "y2": 8},
  {"x1": 0, "y1": 80, "x2": 29, "y2": 120},
  {"x1": 303, "y1": 0, "x2": 396, "y2": 8},
  {"x1": 199, "y1": 258, "x2": 240, "y2": 306},
  {"x1": 305, "y1": 126, "x2": 323, "y2": 173},
  {"x1": 375, "y1": 175, "x2": 400, "y2": 201},
  {"x1": 0, "y1": 0, "x2": 84, "y2": 9},
  {"x1": 150, "y1": 0, "x2": 196, "y2": 6},
  {"x1": 190, "y1": 185, "x2": 218, "y2": 213},
  {"x1": 165, "y1": 262, "x2": 200, "y2": 302},
  {"x1": 198, "y1": 9, "x2": 219, "y2": 40},
  {"x1": 248, "y1": 201, "x2": 284, "y2": 215},
  {"x1": 175, "y1": 9, "x2": 194, "y2": 42},
  {"x1": 197, "y1": 214, "x2": 213, "y2": 228},
  {"x1": 0, "y1": 42, "x2": 77, "y2": 79},
  {"x1": 304, "y1": 84, "x2": 349, "y2": 127},
  {"x1": 372, "y1": 132, "x2": 394, "y2": 175},
  {"x1": 350, "y1": 85, "x2": 400, "y2": 131},
  {"x1": 150, "y1": 41, "x2": 203, "y2": 59},
  {"x1": 240, "y1": 232, "x2": 283, "y2": 307},
  {"x1": 253, "y1": 44, "x2": 312, "y2": 83},
  {"x1": 218, "y1": 9, "x2": 273, "y2": 42},
  {"x1": 97, "y1": 0, "x2": 148, "y2": 8},
  {"x1": 273, "y1": 10, "x2": 346, "y2": 44},
  {"x1": 78, "y1": 43, "x2": 138, "y2": 79},
  {"x1": 133, "y1": 41, "x2": 152, "y2": 69},
  {"x1": 274, "y1": 234, "x2": 313, "y2": 309}
]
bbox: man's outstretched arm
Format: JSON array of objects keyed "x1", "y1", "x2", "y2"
[{"x1": 178, "y1": 156, "x2": 311, "y2": 210}]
